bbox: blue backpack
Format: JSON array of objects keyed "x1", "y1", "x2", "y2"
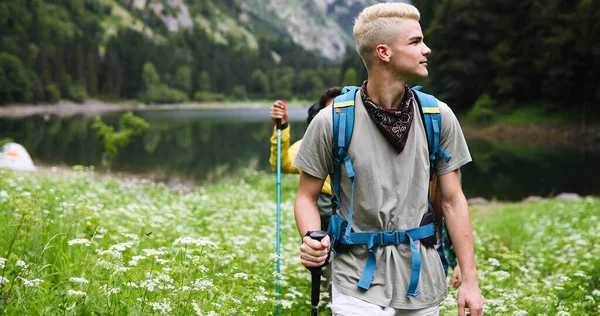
[{"x1": 327, "y1": 85, "x2": 451, "y2": 297}]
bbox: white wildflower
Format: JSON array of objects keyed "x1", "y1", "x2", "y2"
[
  {"x1": 16, "y1": 260, "x2": 28, "y2": 269},
  {"x1": 155, "y1": 258, "x2": 169, "y2": 265},
  {"x1": 68, "y1": 238, "x2": 91, "y2": 246},
  {"x1": 512, "y1": 310, "x2": 528, "y2": 316},
  {"x1": 233, "y1": 273, "x2": 248, "y2": 280},
  {"x1": 573, "y1": 271, "x2": 587, "y2": 278},
  {"x1": 18, "y1": 277, "x2": 44, "y2": 287},
  {"x1": 487, "y1": 258, "x2": 501, "y2": 267},
  {"x1": 125, "y1": 282, "x2": 139, "y2": 288},
  {"x1": 281, "y1": 299, "x2": 293, "y2": 309},
  {"x1": 111, "y1": 266, "x2": 129, "y2": 278},
  {"x1": 255, "y1": 294, "x2": 269, "y2": 302},
  {"x1": 173, "y1": 236, "x2": 218, "y2": 249},
  {"x1": 96, "y1": 259, "x2": 113, "y2": 269},
  {"x1": 69, "y1": 277, "x2": 89, "y2": 285},
  {"x1": 96, "y1": 249, "x2": 122, "y2": 257},
  {"x1": 556, "y1": 312, "x2": 570, "y2": 316},
  {"x1": 123, "y1": 233, "x2": 139, "y2": 241},
  {"x1": 109, "y1": 241, "x2": 134, "y2": 252},
  {"x1": 0, "y1": 258, "x2": 6, "y2": 269},
  {"x1": 141, "y1": 279, "x2": 158, "y2": 292},
  {"x1": 143, "y1": 248, "x2": 168, "y2": 256},
  {"x1": 491, "y1": 270, "x2": 511, "y2": 281},
  {"x1": 592, "y1": 289, "x2": 600, "y2": 296},
  {"x1": 148, "y1": 300, "x2": 172, "y2": 314},
  {"x1": 0, "y1": 277, "x2": 9, "y2": 286},
  {"x1": 156, "y1": 273, "x2": 173, "y2": 284},
  {"x1": 191, "y1": 279, "x2": 214, "y2": 290},
  {"x1": 559, "y1": 275, "x2": 571, "y2": 282},
  {"x1": 67, "y1": 289, "x2": 87, "y2": 297},
  {"x1": 157, "y1": 284, "x2": 175, "y2": 291},
  {"x1": 105, "y1": 286, "x2": 120, "y2": 295},
  {"x1": 191, "y1": 300, "x2": 202, "y2": 315}
]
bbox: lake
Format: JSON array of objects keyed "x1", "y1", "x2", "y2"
[{"x1": 0, "y1": 108, "x2": 596, "y2": 201}]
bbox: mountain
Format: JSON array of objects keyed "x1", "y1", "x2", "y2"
[{"x1": 107, "y1": 0, "x2": 408, "y2": 61}]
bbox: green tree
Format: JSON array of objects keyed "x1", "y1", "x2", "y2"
[
  {"x1": 142, "y1": 62, "x2": 161, "y2": 88},
  {"x1": 342, "y1": 67, "x2": 358, "y2": 87},
  {"x1": 250, "y1": 69, "x2": 270, "y2": 95},
  {"x1": 172, "y1": 66, "x2": 192, "y2": 95},
  {"x1": 270, "y1": 67, "x2": 294, "y2": 100},
  {"x1": 0, "y1": 53, "x2": 28, "y2": 104},
  {"x1": 197, "y1": 71, "x2": 211, "y2": 93},
  {"x1": 91, "y1": 111, "x2": 150, "y2": 169}
]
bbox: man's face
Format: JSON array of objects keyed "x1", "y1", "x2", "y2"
[{"x1": 387, "y1": 19, "x2": 431, "y2": 80}]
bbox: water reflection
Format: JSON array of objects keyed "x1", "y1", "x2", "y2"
[{"x1": 0, "y1": 109, "x2": 596, "y2": 201}]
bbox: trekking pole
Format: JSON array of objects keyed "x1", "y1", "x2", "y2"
[
  {"x1": 275, "y1": 111, "x2": 283, "y2": 316},
  {"x1": 306, "y1": 230, "x2": 328, "y2": 316}
]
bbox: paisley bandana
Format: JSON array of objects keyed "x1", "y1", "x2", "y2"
[{"x1": 360, "y1": 81, "x2": 415, "y2": 153}]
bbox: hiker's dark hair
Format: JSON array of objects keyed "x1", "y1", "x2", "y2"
[{"x1": 307, "y1": 87, "x2": 343, "y2": 125}]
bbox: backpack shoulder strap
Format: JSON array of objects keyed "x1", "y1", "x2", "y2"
[
  {"x1": 332, "y1": 86, "x2": 358, "y2": 204},
  {"x1": 411, "y1": 86, "x2": 451, "y2": 177}
]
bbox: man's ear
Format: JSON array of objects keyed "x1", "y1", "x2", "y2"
[{"x1": 375, "y1": 44, "x2": 391, "y2": 63}]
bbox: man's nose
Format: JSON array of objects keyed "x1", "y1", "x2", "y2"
[{"x1": 423, "y1": 43, "x2": 431, "y2": 56}]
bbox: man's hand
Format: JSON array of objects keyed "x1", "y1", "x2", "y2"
[
  {"x1": 457, "y1": 281, "x2": 483, "y2": 316},
  {"x1": 450, "y1": 264, "x2": 462, "y2": 288},
  {"x1": 270, "y1": 100, "x2": 288, "y2": 125},
  {"x1": 300, "y1": 235, "x2": 330, "y2": 267}
]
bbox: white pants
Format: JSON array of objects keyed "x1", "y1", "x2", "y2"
[{"x1": 331, "y1": 284, "x2": 440, "y2": 316}]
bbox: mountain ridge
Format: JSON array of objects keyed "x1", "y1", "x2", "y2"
[{"x1": 109, "y1": 0, "x2": 407, "y2": 61}]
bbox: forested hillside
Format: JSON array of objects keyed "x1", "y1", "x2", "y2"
[
  {"x1": 416, "y1": 0, "x2": 599, "y2": 116},
  {"x1": 1, "y1": 0, "x2": 598, "y2": 118},
  {"x1": 0, "y1": 0, "x2": 348, "y2": 105},
  {"x1": 341, "y1": 0, "x2": 600, "y2": 118}
]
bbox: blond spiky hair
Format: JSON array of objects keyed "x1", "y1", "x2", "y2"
[{"x1": 353, "y1": 3, "x2": 421, "y2": 69}]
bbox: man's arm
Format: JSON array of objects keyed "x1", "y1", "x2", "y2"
[
  {"x1": 438, "y1": 169, "x2": 483, "y2": 316},
  {"x1": 295, "y1": 171, "x2": 330, "y2": 267}
]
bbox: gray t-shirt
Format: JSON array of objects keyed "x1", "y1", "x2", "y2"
[{"x1": 293, "y1": 90, "x2": 472, "y2": 309}]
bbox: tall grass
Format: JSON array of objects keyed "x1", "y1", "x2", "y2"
[
  {"x1": 441, "y1": 199, "x2": 600, "y2": 315},
  {"x1": 0, "y1": 168, "x2": 598, "y2": 315},
  {"x1": 0, "y1": 168, "x2": 308, "y2": 315}
]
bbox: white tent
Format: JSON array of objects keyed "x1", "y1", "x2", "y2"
[{"x1": 0, "y1": 143, "x2": 37, "y2": 172}]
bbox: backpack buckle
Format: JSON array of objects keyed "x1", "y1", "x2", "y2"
[{"x1": 378, "y1": 231, "x2": 400, "y2": 246}]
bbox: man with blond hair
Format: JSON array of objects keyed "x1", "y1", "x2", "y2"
[{"x1": 293, "y1": 2, "x2": 483, "y2": 315}]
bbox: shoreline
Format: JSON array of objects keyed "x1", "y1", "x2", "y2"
[
  {"x1": 1, "y1": 99, "x2": 598, "y2": 151},
  {"x1": 0, "y1": 99, "x2": 311, "y2": 118}
]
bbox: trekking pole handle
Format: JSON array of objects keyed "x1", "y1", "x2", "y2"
[
  {"x1": 275, "y1": 99, "x2": 284, "y2": 129},
  {"x1": 306, "y1": 230, "x2": 328, "y2": 316},
  {"x1": 306, "y1": 231, "x2": 328, "y2": 271}
]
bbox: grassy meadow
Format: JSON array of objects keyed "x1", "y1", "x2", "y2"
[{"x1": 0, "y1": 168, "x2": 598, "y2": 315}]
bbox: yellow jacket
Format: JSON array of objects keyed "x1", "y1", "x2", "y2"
[{"x1": 269, "y1": 124, "x2": 333, "y2": 196}]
